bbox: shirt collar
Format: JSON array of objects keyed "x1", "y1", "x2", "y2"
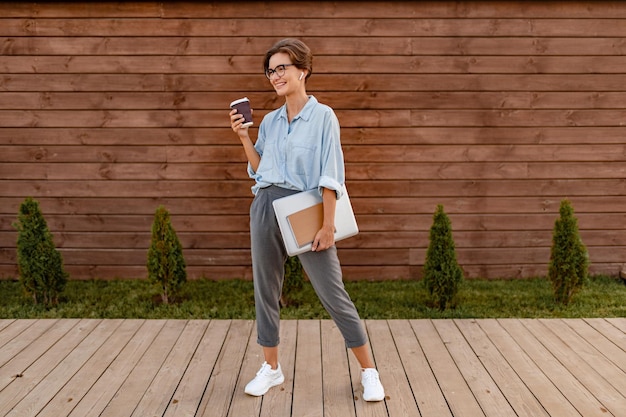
[{"x1": 278, "y1": 95, "x2": 318, "y2": 122}]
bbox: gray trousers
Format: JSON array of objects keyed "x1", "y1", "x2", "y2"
[{"x1": 250, "y1": 185, "x2": 368, "y2": 349}]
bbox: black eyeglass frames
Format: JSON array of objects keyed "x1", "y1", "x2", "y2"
[{"x1": 265, "y1": 64, "x2": 296, "y2": 79}]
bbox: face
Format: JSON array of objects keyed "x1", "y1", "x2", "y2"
[{"x1": 267, "y1": 52, "x2": 303, "y2": 96}]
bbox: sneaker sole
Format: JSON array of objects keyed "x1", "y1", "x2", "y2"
[
  {"x1": 244, "y1": 374, "x2": 285, "y2": 396},
  {"x1": 363, "y1": 393, "x2": 385, "y2": 402}
]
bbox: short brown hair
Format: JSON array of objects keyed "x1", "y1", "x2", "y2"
[{"x1": 263, "y1": 38, "x2": 313, "y2": 80}]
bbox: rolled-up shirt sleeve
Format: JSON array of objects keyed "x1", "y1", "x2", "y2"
[{"x1": 318, "y1": 109, "x2": 345, "y2": 199}]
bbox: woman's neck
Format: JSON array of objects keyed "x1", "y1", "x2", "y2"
[{"x1": 285, "y1": 92, "x2": 309, "y2": 122}]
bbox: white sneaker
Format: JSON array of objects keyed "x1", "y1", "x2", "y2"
[
  {"x1": 244, "y1": 362, "x2": 285, "y2": 396},
  {"x1": 361, "y1": 368, "x2": 385, "y2": 402}
]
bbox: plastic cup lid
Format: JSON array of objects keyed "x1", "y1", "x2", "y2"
[{"x1": 230, "y1": 97, "x2": 249, "y2": 107}]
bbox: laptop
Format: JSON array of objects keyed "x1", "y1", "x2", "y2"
[{"x1": 272, "y1": 185, "x2": 359, "y2": 256}]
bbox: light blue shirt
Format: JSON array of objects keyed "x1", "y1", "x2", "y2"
[{"x1": 248, "y1": 96, "x2": 345, "y2": 198}]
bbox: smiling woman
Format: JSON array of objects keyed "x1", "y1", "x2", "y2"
[
  {"x1": 230, "y1": 39, "x2": 385, "y2": 401},
  {"x1": 228, "y1": 37, "x2": 385, "y2": 401}
]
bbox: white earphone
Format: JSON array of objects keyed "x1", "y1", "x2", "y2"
[{"x1": 299, "y1": 72, "x2": 304, "y2": 80}]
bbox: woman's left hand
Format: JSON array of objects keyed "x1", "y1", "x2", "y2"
[{"x1": 311, "y1": 224, "x2": 335, "y2": 252}]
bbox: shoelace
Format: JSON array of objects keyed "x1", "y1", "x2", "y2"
[
  {"x1": 362, "y1": 370, "x2": 380, "y2": 386},
  {"x1": 257, "y1": 363, "x2": 270, "y2": 376},
  {"x1": 257, "y1": 362, "x2": 277, "y2": 377}
]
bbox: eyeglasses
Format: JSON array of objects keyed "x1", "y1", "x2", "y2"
[{"x1": 265, "y1": 64, "x2": 295, "y2": 79}]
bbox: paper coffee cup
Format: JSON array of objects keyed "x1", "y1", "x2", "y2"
[{"x1": 230, "y1": 97, "x2": 253, "y2": 127}]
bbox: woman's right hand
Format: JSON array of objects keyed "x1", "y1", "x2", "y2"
[
  {"x1": 229, "y1": 108, "x2": 261, "y2": 171},
  {"x1": 229, "y1": 108, "x2": 252, "y2": 138}
]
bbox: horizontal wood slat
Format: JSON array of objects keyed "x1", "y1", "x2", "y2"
[
  {"x1": 3, "y1": 74, "x2": 626, "y2": 91},
  {"x1": 2, "y1": 229, "x2": 624, "y2": 251},
  {"x1": 3, "y1": 19, "x2": 624, "y2": 37},
  {"x1": 4, "y1": 92, "x2": 626, "y2": 110},
  {"x1": 4, "y1": 263, "x2": 622, "y2": 281},
  {"x1": 2, "y1": 1, "x2": 626, "y2": 18},
  {"x1": 3, "y1": 212, "x2": 626, "y2": 233},
  {"x1": 1, "y1": 162, "x2": 625, "y2": 180},
  {"x1": 1, "y1": 179, "x2": 624, "y2": 199},
  {"x1": 1, "y1": 144, "x2": 625, "y2": 163},
  {"x1": 2, "y1": 109, "x2": 626, "y2": 127},
  {"x1": 0, "y1": 246, "x2": 622, "y2": 269},
  {"x1": 2, "y1": 127, "x2": 625, "y2": 145},
  {"x1": 3, "y1": 196, "x2": 624, "y2": 216},
  {"x1": 1, "y1": 1, "x2": 624, "y2": 280},
  {"x1": 3, "y1": 18, "x2": 626, "y2": 37},
  {"x1": 5, "y1": 57, "x2": 626, "y2": 75},
  {"x1": 3, "y1": 37, "x2": 626, "y2": 56}
]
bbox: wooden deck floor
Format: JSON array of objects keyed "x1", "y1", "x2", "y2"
[{"x1": 0, "y1": 318, "x2": 624, "y2": 417}]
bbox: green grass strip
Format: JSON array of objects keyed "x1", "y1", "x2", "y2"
[{"x1": 0, "y1": 275, "x2": 624, "y2": 319}]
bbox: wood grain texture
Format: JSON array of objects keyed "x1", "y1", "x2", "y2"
[
  {"x1": 1, "y1": 318, "x2": 624, "y2": 416},
  {"x1": 1, "y1": 1, "x2": 624, "y2": 280}
]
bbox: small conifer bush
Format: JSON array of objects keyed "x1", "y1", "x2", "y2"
[
  {"x1": 548, "y1": 199, "x2": 589, "y2": 305},
  {"x1": 13, "y1": 197, "x2": 68, "y2": 307},
  {"x1": 423, "y1": 204, "x2": 464, "y2": 310},
  {"x1": 147, "y1": 205, "x2": 187, "y2": 304}
]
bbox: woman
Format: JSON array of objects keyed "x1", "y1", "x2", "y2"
[{"x1": 229, "y1": 38, "x2": 385, "y2": 402}]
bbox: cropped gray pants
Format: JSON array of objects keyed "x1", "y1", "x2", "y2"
[{"x1": 250, "y1": 185, "x2": 368, "y2": 349}]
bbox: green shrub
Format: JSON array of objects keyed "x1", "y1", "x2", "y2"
[
  {"x1": 147, "y1": 206, "x2": 187, "y2": 304},
  {"x1": 548, "y1": 199, "x2": 589, "y2": 305},
  {"x1": 423, "y1": 204, "x2": 464, "y2": 310},
  {"x1": 281, "y1": 256, "x2": 305, "y2": 307},
  {"x1": 13, "y1": 197, "x2": 68, "y2": 307}
]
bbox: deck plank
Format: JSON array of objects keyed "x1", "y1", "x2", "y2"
[
  {"x1": 0, "y1": 320, "x2": 16, "y2": 336},
  {"x1": 36, "y1": 319, "x2": 144, "y2": 417},
  {"x1": 0, "y1": 319, "x2": 99, "y2": 415},
  {"x1": 196, "y1": 320, "x2": 253, "y2": 417},
  {"x1": 366, "y1": 320, "x2": 418, "y2": 417},
  {"x1": 499, "y1": 319, "x2": 615, "y2": 417},
  {"x1": 349, "y1": 321, "x2": 388, "y2": 417},
  {"x1": 388, "y1": 320, "x2": 452, "y2": 417},
  {"x1": 259, "y1": 320, "x2": 297, "y2": 417},
  {"x1": 321, "y1": 320, "x2": 356, "y2": 417},
  {"x1": 0, "y1": 319, "x2": 58, "y2": 369},
  {"x1": 7, "y1": 319, "x2": 119, "y2": 417},
  {"x1": 478, "y1": 319, "x2": 581, "y2": 417},
  {"x1": 0, "y1": 320, "x2": 32, "y2": 350},
  {"x1": 410, "y1": 320, "x2": 485, "y2": 417},
  {"x1": 0, "y1": 319, "x2": 79, "y2": 393},
  {"x1": 605, "y1": 318, "x2": 626, "y2": 333},
  {"x1": 162, "y1": 319, "x2": 231, "y2": 417},
  {"x1": 227, "y1": 320, "x2": 263, "y2": 417},
  {"x1": 291, "y1": 320, "x2": 324, "y2": 417},
  {"x1": 100, "y1": 319, "x2": 188, "y2": 416},
  {"x1": 541, "y1": 319, "x2": 626, "y2": 393},
  {"x1": 455, "y1": 319, "x2": 550, "y2": 417},
  {"x1": 66, "y1": 319, "x2": 164, "y2": 417},
  {"x1": 521, "y1": 319, "x2": 626, "y2": 417},
  {"x1": 567, "y1": 319, "x2": 626, "y2": 373},
  {"x1": 130, "y1": 320, "x2": 210, "y2": 417},
  {"x1": 0, "y1": 318, "x2": 623, "y2": 417},
  {"x1": 585, "y1": 318, "x2": 626, "y2": 351},
  {"x1": 433, "y1": 320, "x2": 517, "y2": 417}
]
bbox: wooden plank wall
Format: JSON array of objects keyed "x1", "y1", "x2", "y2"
[{"x1": 0, "y1": 1, "x2": 625, "y2": 281}]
